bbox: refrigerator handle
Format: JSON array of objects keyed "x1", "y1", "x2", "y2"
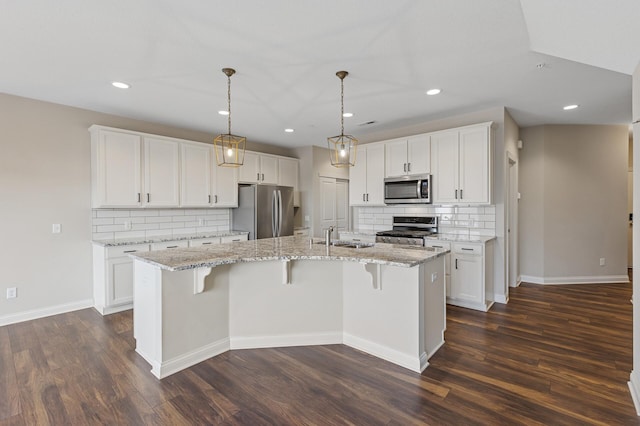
[
  {"x1": 277, "y1": 190, "x2": 283, "y2": 237},
  {"x1": 272, "y1": 190, "x2": 277, "y2": 238}
]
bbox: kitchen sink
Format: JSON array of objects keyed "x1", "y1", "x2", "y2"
[{"x1": 314, "y1": 240, "x2": 375, "y2": 249}]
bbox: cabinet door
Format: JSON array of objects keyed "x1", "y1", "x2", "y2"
[
  {"x1": 459, "y1": 126, "x2": 490, "y2": 204},
  {"x1": 260, "y1": 155, "x2": 279, "y2": 184},
  {"x1": 144, "y1": 137, "x2": 180, "y2": 207},
  {"x1": 407, "y1": 134, "x2": 430, "y2": 175},
  {"x1": 180, "y1": 143, "x2": 212, "y2": 207},
  {"x1": 213, "y1": 164, "x2": 239, "y2": 207},
  {"x1": 385, "y1": 139, "x2": 408, "y2": 177},
  {"x1": 92, "y1": 130, "x2": 142, "y2": 207},
  {"x1": 239, "y1": 151, "x2": 260, "y2": 183},
  {"x1": 451, "y1": 254, "x2": 483, "y2": 304},
  {"x1": 278, "y1": 157, "x2": 299, "y2": 206},
  {"x1": 349, "y1": 148, "x2": 368, "y2": 206},
  {"x1": 107, "y1": 257, "x2": 135, "y2": 307},
  {"x1": 430, "y1": 131, "x2": 459, "y2": 204},
  {"x1": 365, "y1": 144, "x2": 386, "y2": 205}
]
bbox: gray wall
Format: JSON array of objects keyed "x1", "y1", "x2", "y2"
[
  {"x1": 0, "y1": 92, "x2": 294, "y2": 324},
  {"x1": 519, "y1": 124, "x2": 629, "y2": 283}
]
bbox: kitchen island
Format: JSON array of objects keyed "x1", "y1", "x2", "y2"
[{"x1": 130, "y1": 235, "x2": 448, "y2": 379}]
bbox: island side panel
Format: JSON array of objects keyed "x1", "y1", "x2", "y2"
[
  {"x1": 228, "y1": 260, "x2": 343, "y2": 348},
  {"x1": 342, "y1": 263, "x2": 423, "y2": 372},
  {"x1": 133, "y1": 260, "x2": 163, "y2": 373},
  {"x1": 421, "y1": 256, "x2": 446, "y2": 361},
  {"x1": 159, "y1": 266, "x2": 231, "y2": 377}
]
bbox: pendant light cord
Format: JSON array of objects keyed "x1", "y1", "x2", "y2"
[
  {"x1": 227, "y1": 75, "x2": 232, "y2": 135},
  {"x1": 340, "y1": 77, "x2": 344, "y2": 136}
]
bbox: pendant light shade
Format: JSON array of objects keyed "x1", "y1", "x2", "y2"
[
  {"x1": 214, "y1": 68, "x2": 246, "y2": 167},
  {"x1": 328, "y1": 71, "x2": 358, "y2": 167}
]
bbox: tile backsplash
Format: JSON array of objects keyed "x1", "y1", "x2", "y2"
[
  {"x1": 354, "y1": 205, "x2": 496, "y2": 238},
  {"x1": 92, "y1": 208, "x2": 231, "y2": 240}
]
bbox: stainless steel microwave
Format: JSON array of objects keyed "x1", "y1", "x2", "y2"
[{"x1": 384, "y1": 174, "x2": 431, "y2": 204}]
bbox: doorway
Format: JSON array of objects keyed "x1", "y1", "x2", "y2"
[
  {"x1": 319, "y1": 177, "x2": 349, "y2": 235},
  {"x1": 507, "y1": 153, "x2": 519, "y2": 288}
]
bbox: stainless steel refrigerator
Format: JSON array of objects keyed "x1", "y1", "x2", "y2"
[{"x1": 232, "y1": 184, "x2": 294, "y2": 240}]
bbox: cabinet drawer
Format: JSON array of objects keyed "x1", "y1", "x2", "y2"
[
  {"x1": 424, "y1": 241, "x2": 451, "y2": 251},
  {"x1": 453, "y1": 243, "x2": 483, "y2": 255},
  {"x1": 106, "y1": 244, "x2": 150, "y2": 258},
  {"x1": 151, "y1": 240, "x2": 189, "y2": 250},
  {"x1": 220, "y1": 234, "x2": 248, "y2": 243},
  {"x1": 189, "y1": 238, "x2": 220, "y2": 247}
]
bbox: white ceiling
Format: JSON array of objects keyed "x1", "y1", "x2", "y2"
[{"x1": 0, "y1": 1, "x2": 636, "y2": 148}]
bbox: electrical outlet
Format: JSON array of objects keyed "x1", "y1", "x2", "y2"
[
  {"x1": 7, "y1": 287, "x2": 17, "y2": 299},
  {"x1": 123, "y1": 221, "x2": 132, "y2": 230},
  {"x1": 304, "y1": 215, "x2": 310, "y2": 222},
  {"x1": 600, "y1": 258, "x2": 606, "y2": 266},
  {"x1": 431, "y1": 272, "x2": 438, "y2": 283},
  {"x1": 198, "y1": 218, "x2": 205, "y2": 226},
  {"x1": 52, "y1": 223, "x2": 61, "y2": 233}
]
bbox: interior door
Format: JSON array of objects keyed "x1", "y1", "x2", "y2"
[
  {"x1": 320, "y1": 177, "x2": 337, "y2": 233},
  {"x1": 335, "y1": 180, "x2": 349, "y2": 232}
]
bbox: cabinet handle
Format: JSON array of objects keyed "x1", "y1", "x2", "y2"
[
  {"x1": 455, "y1": 189, "x2": 458, "y2": 199},
  {"x1": 408, "y1": 163, "x2": 411, "y2": 172},
  {"x1": 455, "y1": 259, "x2": 458, "y2": 269},
  {"x1": 461, "y1": 248, "x2": 474, "y2": 251},
  {"x1": 124, "y1": 250, "x2": 137, "y2": 253},
  {"x1": 202, "y1": 242, "x2": 212, "y2": 245},
  {"x1": 353, "y1": 239, "x2": 361, "y2": 242},
  {"x1": 432, "y1": 245, "x2": 443, "y2": 248},
  {"x1": 460, "y1": 189, "x2": 463, "y2": 199},
  {"x1": 215, "y1": 195, "x2": 218, "y2": 204},
  {"x1": 137, "y1": 193, "x2": 141, "y2": 203},
  {"x1": 363, "y1": 193, "x2": 366, "y2": 202},
  {"x1": 208, "y1": 195, "x2": 211, "y2": 203},
  {"x1": 167, "y1": 245, "x2": 178, "y2": 249},
  {"x1": 403, "y1": 163, "x2": 407, "y2": 172},
  {"x1": 147, "y1": 193, "x2": 150, "y2": 202},
  {"x1": 262, "y1": 173, "x2": 265, "y2": 181},
  {"x1": 257, "y1": 172, "x2": 260, "y2": 181},
  {"x1": 232, "y1": 239, "x2": 240, "y2": 242},
  {"x1": 366, "y1": 193, "x2": 369, "y2": 202}
]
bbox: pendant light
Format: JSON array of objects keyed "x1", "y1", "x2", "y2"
[
  {"x1": 214, "y1": 68, "x2": 246, "y2": 167},
  {"x1": 327, "y1": 71, "x2": 358, "y2": 167}
]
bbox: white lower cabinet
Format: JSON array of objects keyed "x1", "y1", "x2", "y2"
[
  {"x1": 220, "y1": 234, "x2": 248, "y2": 243},
  {"x1": 93, "y1": 243, "x2": 150, "y2": 315},
  {"x1": 448, "y1": 240, "x2": 494, "y2": 312}
]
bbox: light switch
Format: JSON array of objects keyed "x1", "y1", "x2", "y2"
[{"x1": 52, "y1": 224, "x2": 61, "y2": 234}]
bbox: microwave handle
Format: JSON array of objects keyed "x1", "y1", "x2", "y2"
[{"x1": 417, "y1": 180, "x2": 422, "y2": 198}]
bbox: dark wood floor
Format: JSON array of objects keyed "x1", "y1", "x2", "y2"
[{"x1": 1, "y1": 282, "x2": 639, "y2": 425}]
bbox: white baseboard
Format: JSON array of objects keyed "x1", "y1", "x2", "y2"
[
  {"x1": 629, "y1": 371, "x2": 640, "y2": 415},
  {"x1": 520, "y1": 274, "x2": 630, "y2": 285},
  {"x1": 343, "y1": 332, "x2": 425, "y2": 373},
  {"x1": 95, "y1": 303, "x2": 133, "y2": 316},
  {"x1": 149, "y1": 338, "x2": 231, "y2": 379},
  {"x1": 0, "y1": 299, "x2": 93, "y2": 327},
  {"x1": 230, "y1": 331, "x2": 342, "y2": 350},
  {"x1": 494, "y1": 294, "x2": 509, "y2": 304}
]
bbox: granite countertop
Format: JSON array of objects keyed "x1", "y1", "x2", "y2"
[
  {"x1": 92, "y1": 231, "x2": 249, "y2": 247},
  {"x1": 129, "y1": 235, "x2": 449, "y2": 271}
]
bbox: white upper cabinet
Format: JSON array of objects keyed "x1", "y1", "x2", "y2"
[
  {"x1": 278, "y1": 157, "x2": 300, "y2": 206},
  {"x1": 143, "y1": 137, "x2": 180, "y2": 207},
  {"x1": 349, "y1": 143, "x2": 385, "y2": 206},
  {"x1": 385, "y1": 135, "x2": 430, "y2": 177},
  {"x1": 180, "y1": 142, "x2": 238, "y2": 208},
  {"x1": 90, "y1": 128, "x2": 142, "y2": 208},
  {"x1": 180, "y1": 142, "x2": 212, "y2": 207},
  {"x1": 212, "y1": 164, "x2": 239, "y2": 207},
  {"x1": 431, "y1": 122, "x2": 493, "y2": 205},
  {"x1": 239, "y1": 151, "x2": 279, "y2": 184}
]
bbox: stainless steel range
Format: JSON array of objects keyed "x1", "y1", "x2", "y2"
[{"x1": 375, "y1": 216, "x2": 438, "y2": 246}]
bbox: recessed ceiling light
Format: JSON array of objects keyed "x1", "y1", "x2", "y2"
[
  {"x1": 112, "y1": 81, "x2": 130, "y2": 89},
  {"x1": 218, "y1": 110, "x2": 229, "y2": 115},
  {"x1": 426, "y1": 88, "x2": 441, "y2": 96},
  {"x1": 343, "y1": 112, "x2": 354, "y2": 118},
  {"x1": 284, "y1": 128, "x2": 294, "y2": 133},
  {"x1": 563, "y1": 104, "x2": 579, "y2": 110}
]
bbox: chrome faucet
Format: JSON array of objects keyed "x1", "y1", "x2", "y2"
[{"x1": 325, "y1": 226, "x2": 335, "y2": 247}]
